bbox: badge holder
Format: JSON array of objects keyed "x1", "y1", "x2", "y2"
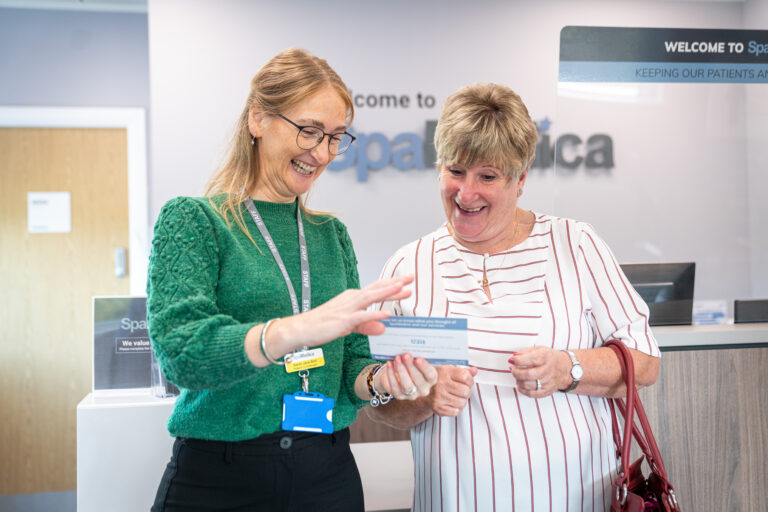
[{"x1": 282, "y1": 350, "x2": 334, "y2": 434}]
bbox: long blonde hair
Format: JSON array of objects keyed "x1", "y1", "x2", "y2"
[{"x1": 205, "y1": 48, "x2": 354, "y2": 238}]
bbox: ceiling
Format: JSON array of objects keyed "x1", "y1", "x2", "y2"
[
  {"x1": 0, "y1": 0, "x2": 147, "y2": 13},
  {"x1": 0, "y1": 0, "x2": 748, "y2": 13}
]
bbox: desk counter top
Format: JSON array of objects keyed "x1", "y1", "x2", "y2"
[{"x1": 653, "y1": 322, "x2": 768, "y2": 349}]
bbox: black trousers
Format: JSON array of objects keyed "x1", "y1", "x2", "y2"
[{"x1": 151, "y1": 428, "x2": 364, "y2": 512}]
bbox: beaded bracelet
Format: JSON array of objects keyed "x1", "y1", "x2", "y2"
[
  {"x1": 367, "y1": 363, "x2": 392, "y2": 407},
  {"x1": 259, "y1": 319, "x2": 284, "y2": 366}
]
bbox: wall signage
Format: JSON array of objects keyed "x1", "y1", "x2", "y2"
[
  {"x1": 92, "y1": 296, "x2": 152, "y2": 390},
  {"x1": 330, "y1": 117, "x2": 614, "y2": 181},
  {"x1": 27, "y1": 191, "x2": 71, "y2": 233},
  {"x1": 559, "y1": 26, "x2": 768, "y2": 83}
]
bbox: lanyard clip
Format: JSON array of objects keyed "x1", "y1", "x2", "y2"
[{"x1": 299, "y1": 369, "x2": 309, "y2": 393}]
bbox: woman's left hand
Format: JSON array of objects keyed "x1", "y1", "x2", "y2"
[
  {"x1": 508, "y1": 346, "x2": 570, "y2": 398},
  {"x1": 377, "y1": 353, "x2": 439, "y2": 400}
]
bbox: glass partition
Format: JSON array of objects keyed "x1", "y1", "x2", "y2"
[{"x1": 553, "y1": 26, "x2": 768, "y2": 322}]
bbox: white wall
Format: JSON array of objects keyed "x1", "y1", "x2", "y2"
[
  {"x1": 0, "y1": 7, "x2": 149, "y2": 108},
  {"x1": 148, "y1": 0, "x2": 767, "y2": 309}
]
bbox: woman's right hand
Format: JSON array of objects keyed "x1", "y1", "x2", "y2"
[
  {"x1": 291, "y1": 274, "x2": 414, "y2": 346},
  {"x1": 246, "y1": 275, "x2": 413, "y2": 366}
]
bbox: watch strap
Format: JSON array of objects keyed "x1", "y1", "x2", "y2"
[{"x1": 562, "y1": 350, "x2": 581, "y2": 393}]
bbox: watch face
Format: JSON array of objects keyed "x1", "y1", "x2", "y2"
[{"x1": 572, "y1": 365, "x2": 584, "y2": 380}]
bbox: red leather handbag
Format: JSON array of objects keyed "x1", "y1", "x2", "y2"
[{"x1": 605, "y1": 340, "x2": 681, "y2": 512}]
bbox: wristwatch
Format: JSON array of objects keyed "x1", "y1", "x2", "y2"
[{"x1": 561, "y1": 350, "x2": 583, "y2": 392}]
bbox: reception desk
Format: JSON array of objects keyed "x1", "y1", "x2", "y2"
[
  {"x1": 77, "y1": 324, "x2": 768, "y2": 512},
  {"x1": 653, "y1": 321, "x2": 768, "y2": 348},
  {"x1": 635, "y1": 323, "x2": 768, "y2": 512}
]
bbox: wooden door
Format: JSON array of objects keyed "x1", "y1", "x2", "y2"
[{"x1": 0, "y1": 127, "x2": 130, "y2": 494}]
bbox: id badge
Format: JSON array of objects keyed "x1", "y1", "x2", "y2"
[
  {"x1": 284, "y1": 348, "x2": 325, "y2": 373},
  {"x1": 282, "y1": 391, "x2": 334, "y2": 434}
]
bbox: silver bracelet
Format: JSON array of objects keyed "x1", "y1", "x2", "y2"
[
  {"x1": 368, "y1": 363, "x2": 392, "y2": 407},
  {"x1": 259, "y1": 319, "x2": 284, "y2": 365}
]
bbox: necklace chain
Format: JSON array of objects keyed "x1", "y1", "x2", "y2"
[{"x1": 478, "y1": 210, "x2": 520, "y2": 288}]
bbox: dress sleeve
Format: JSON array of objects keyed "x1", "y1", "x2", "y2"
[
  {"x1": 146, "y1": 197, "x2": 259, "y2": 390},
  {"x1": 576, "y1": 222, "x2": 661, "y2": 357},
  {"x1": 334, "y1": 220, "x2": 378, "y2": 406}
]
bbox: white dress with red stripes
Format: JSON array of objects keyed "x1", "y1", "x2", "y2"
[{"x1": 376, "y1": 214, "x2": 660, "y2": 512}]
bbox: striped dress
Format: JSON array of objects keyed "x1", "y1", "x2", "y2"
[{"x1": 376, "y1": 214, "x2": 660, "y2": 512}]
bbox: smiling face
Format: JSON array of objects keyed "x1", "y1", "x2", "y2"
[
  {"x1": 249, "y1": 85, "x2": 348, "y2": 203},
  {"x1": 439, "y1": 163, "x2": 527, "y2": 253}
]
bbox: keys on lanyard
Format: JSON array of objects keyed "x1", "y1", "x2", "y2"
[
  {"x1": 244, "y1": 199, "x2": 333, "y2": 433},
  {"x1": 299, "y1": 370, "x2": 309, "y2": 393}
]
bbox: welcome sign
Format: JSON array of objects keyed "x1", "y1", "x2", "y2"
[{"x1": 559, "y1": 27, "x2": 768, "y2": 83}]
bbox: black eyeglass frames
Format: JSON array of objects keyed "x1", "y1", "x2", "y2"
[{"x1": 279, "y1": 115, "x2": 356, "y2": 155}]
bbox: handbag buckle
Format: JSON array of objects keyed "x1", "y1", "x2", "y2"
[
  {"x1": 615, "y1": 482, "x2": 628, "y2": 507},
  {"x1": 667, "y1": 489, "x2": 679, "y2": 509}
]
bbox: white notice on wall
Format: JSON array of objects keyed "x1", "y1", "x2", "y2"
[{"x1": 28, "y1": 192, "x2": 71, "y2": 233}]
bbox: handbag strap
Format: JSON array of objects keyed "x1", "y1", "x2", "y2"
[
  {"x1": 606, "y1": 340, "x2": 637, "y2": 475},
  {"x1": 605, "y1": 340, "x2": 679, "y2": 507}
]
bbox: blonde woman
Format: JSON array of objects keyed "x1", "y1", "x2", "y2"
[
  {"x1": 148, "y1": 49, "x2": 437, "y2": 511},
  {"x1": 369, "y1": 83, "x2": 660, "y2": 510}
]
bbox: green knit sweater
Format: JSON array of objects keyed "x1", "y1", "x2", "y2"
[{"x1": 146, "y1": 196, "x2": 375, "y2": 441}]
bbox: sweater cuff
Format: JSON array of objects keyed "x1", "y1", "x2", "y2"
[
  {"x1": 344, "y1": 356, "x2": 379, "y2": 407},
  {"x1": 168, "y1": 321, "x2": 259, "y2": 390},
  {"x1": 207, "y1": 322, "x2": 259, "y2": 370}
]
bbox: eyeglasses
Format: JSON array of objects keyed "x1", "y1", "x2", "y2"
[{"x1": 279, "y1": 115, "x2": 356, "y2": 155}]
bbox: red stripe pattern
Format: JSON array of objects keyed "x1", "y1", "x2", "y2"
[{"x1": 378, "y1": 217, "x2": 660, "y2": 511}]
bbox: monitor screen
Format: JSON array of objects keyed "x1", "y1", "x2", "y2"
[{"x1": 619, "y1": 262, "x2": 696, "y2": 326}]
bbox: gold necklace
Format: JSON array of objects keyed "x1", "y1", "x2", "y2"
[{"x1": 477, "y1": 209, "x2": 520, "y2": 288}]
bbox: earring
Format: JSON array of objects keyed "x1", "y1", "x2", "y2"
[
  {"x1": 251, "y1": 136, "x2": 256, "y2": 146},
  {"x1": 518, "y1": 188, "x2": 523, "y2": 197}
]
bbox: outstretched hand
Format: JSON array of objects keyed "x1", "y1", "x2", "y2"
[{"x1": 292, "y1": 274, "x2": 414, "y2": 348}]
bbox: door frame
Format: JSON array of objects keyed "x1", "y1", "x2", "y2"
[{"x1": 0, "y1": 106, "x2": 149, "y2": 294}]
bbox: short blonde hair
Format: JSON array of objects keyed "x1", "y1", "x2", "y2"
[
  {"x1": 206, "y1": 48, "x2": 353, "y2": 235},
  {"x1": 434, "y1": 83, "x2": 537, "y2": 181}
]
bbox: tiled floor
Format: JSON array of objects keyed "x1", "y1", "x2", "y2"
[
  {"x1": 0, "y1": 490, "x2": 409, "y2": 511},
  {"x1": 0, "y1": 491, "x2": 75, "y2": 512}
]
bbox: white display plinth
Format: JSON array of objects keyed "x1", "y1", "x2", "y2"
[
  {"x1": 76, "y1": 391, "x2": 176, "y2": 512},
  {"x1": 76, "y1": 392, "x2": 413, "y2": 512}
]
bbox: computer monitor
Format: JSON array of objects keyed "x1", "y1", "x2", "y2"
[{"x1": 619, "y1": 262, "x2": 696, "y2": 326}]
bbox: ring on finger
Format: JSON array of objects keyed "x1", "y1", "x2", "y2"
[
  {"x1": 403, "y1": 386, "x2": 417, "y2": 397},
  {"x1": 536, "y1": 379, "x2": 542, "y2": 391}
]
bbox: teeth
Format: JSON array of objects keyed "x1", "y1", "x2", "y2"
[
  {"x1": 456, "y1": 201, "x2": 483, "y2": 213},
  {"x1": 292, "y1": 160, "x2": 316, "y2": 175}
]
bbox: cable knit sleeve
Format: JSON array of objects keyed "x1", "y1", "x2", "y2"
[
  {"x1": 334, "y1": 219, "x2": 378, "y2": 406},
  {"x1": 146, "y1": 197, "x2": 259, "y2": 390}
]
